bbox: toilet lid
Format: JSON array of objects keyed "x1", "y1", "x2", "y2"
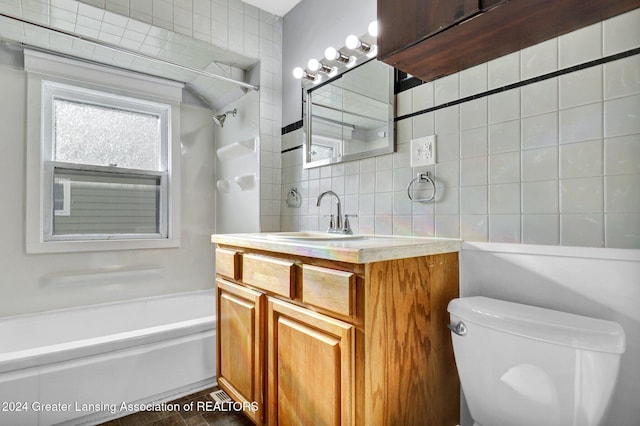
[{"x1": 448, "y1": 297, "x2": 626, "y2": 354}]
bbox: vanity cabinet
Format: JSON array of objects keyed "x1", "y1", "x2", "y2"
[
  {"x1": 216, "y1": 277, "x2": 264, "y2": 424},
  {"x1": 213, "y1": 240, "x2": 460, "y2": 426},
  {"x1": 378, "y1": 0, "x2": 640, "y2": 83},
  {"x1": 267, "y1": 298, "x2": 355, "y2": 425}
]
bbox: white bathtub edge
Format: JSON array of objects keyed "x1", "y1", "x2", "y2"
[
  {"x1": 0, "y1": 289, "x2": 215, "y2": 323},
  {"x1": 0, "y1": 317, "x2": 215, "y2": 375}
]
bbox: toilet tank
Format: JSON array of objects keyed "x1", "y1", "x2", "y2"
[{"x1": 448, "y1": 297, "x2": 626, "y2": 426}]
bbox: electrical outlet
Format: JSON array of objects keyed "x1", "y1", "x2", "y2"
[{"x1": 410, "y1": 135, "x2": 436, "y2": 167}]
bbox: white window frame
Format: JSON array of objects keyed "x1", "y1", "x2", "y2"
[
  {"x1": 25, "y1": 49, "x2": 182, "y2": 253},
  {"x1": 42, "y1": 81, "x2": 170, "y2": 242}
]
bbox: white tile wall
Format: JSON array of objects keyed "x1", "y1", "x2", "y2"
[
  {"x1": 489, "y1": 120, "x2": 520, "y2": 154},
  {"x1": 603, "y1": 8, "x2": 640, "y2": 55},
  {"x1": 489, "y1": 214, "x2": 520, "y2": 242},
  {"x1": 558, "y1": 22, "x2": 602, "y2": 68},
  {"x1": 460, "y1": 156, "x2": 487, "y2": 186},
  {"x1": 489, "y1": 89, "x2": 520, "y2": 123},
  {"x1": 559, "y1": 66, "x2": 602, "y2": 109},
  {"x1": 460, "y1": 127, "x2": 487, "y2": 158},
  {"x1": 521, "y1": 146, "x2": 558, "y2": 181},
  {"x1": 605, "y1": 55, "x2": 640, "y2": 99},
  {"x1": 522, "y1": 180, "x2": 558, "y2": 214},
  {"x1": 560, "y1": 176, "x2": 603, "y2": 213},
  {"x1": 522, "y1": 111, "x2": 558, "y2": 148},
  {"x1": 434, "y1": 73, "x2": 459, "y2": 104},
  {"x1": 488, "y1": 51, "x2": 520, "y2": 89},
  {"x1": 521, "y1": 38, "x2": 557, "y2": 80},
  {"x1": 522, "y1": 79, "x2": 557, "y2": 116},
  {"x1": 605, "y1": 134, "x2": 640, "y2": 175},
  {"x1": 561, "y1": 213, "x2": 604, "y2": 246},
  {"x1": 412, "y1": 81, "x2": 434, "y2": 111},
  {"x1": 522, "y1": 214, "x2": 559, "y2": 244},
  {"x1": 280, "y1": 9, "x2": 640, "y2": 249},
  {"x1": 560, "y1": 139, "x2": 603, "y2": 178},
  {"x1": 459, "y1": 63, "x2": 487, "y2": 97}
]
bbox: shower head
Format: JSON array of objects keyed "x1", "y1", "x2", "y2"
[{"x1": 212, "y1": 108, "x2": 237, "y2": 127}]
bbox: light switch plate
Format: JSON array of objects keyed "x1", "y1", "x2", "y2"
[{"x1": 410, "y1": 135, "x2": 436, "y2": 167}]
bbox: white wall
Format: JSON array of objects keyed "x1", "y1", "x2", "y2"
[
  {"x1": 0, "y1": 63, "x2": 217, "y2": 317},
  {"x1": 460, "y1": 242, "x2": 640, "y2": 425}
]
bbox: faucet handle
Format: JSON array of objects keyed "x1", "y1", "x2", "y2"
[
  {"x1": 343, "y1": 214, "x2": 358, "y2": 234},
  {"x1": 322, "y1": 214, "x2": 335, "y2": 232}
]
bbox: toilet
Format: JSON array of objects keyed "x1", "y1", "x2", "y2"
[{"x1": 448, "y1": 296, "x2": 626, "y2": 426}]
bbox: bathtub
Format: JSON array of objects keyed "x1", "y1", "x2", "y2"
[{"x1": 0, "y1": 290, "x2": 216, "y2": 426}]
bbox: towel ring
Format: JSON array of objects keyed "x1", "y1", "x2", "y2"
[
  {"x1": 286, "y1": 187, "x2": 302, "y2": 208},
  {"x1": 407, "y1": 172, "x2": 436, "y2": 202}
]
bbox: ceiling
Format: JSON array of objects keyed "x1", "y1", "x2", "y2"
[{"x1": 243, "y1": 0, "x2": 302, "y2": 17}]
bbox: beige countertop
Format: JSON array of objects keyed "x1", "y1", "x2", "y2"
[{"x1": 211, "y1": 232, "x2": 461, "y2": 264}]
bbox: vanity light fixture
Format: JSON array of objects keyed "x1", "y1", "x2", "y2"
[
  {"x1": 345, "y1": 33, "x2": 378, "y2": 58},
  {"x1": 307, "y1": 58, "x2": 321, "y2": 70},
  {"x1": 324, "y1": 47, "x2": 355, "y2": 66},
  {"x1": 292, "y1": 66, "x2": 317, "y2": 81},
  {"x1": 345, "y1": 34, "x2": 372, "y2": 53},
  {"x1": 308, "y1": 58, "x2": 337, "y2": 76},
  {"x1": 368, "y1": 20, "x2": 378, "y2": 37},
  {"x1": 294, "y1": 21, "x2": 378, "y2": 83}
]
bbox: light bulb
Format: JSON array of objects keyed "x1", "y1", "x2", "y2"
[
  {"x1": 292, "y1": 67, "x2": 305, "y2": 79},
  {"x1": 345, "y1": 35, "x2": 360, "y2": 50},
  {"x1": 293, "y1": 67, "x2": 317, "y2": 81},
  {"x1": 324, "y1": 47, "x2": 338, "y2": 61},
  {"x1": 307, "y1": 58, "x2": 320, "y2": 72},
  {"x1": 368, "y1": 21, "x2": 378, "y2": 37}
]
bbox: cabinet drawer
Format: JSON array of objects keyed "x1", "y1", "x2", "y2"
[
  {"x1": 216, "y1": 248, "x2": 241, "y2": 280},
  {"x1": 302, "y1": 265, "x2": 354, "y2": 317},
  {"x1": 243, "y1": 254, "x2": 295, "y2": 298}
]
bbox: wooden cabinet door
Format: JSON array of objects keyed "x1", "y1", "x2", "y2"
[
  {"x1": 378, "y1": 0, "x2": 479, "y2": 59},
  {"x1": 216, "y1": 278, "x2": 264, "y2": 424},
  {"x1": 267, "y1": 298, "x2": 355, "y2": 426}
]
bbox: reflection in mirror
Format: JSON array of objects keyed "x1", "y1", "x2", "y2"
[{"x1": 304, "y1": 59, "x2": 394, "y2": 168}]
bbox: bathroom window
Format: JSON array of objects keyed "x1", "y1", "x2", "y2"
[
  {"x1": 41, "y1": 81, "x2": 171, "y2": 244},
  {"x1": 25, "y1": 49, "x2": 182, "y2": 253}
]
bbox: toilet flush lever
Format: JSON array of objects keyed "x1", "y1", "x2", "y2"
[{"x1": 448, "y1": 321, "x2": 467, "y2": 336}]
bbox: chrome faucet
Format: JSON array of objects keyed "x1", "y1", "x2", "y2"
[
  {"x1": 316, "y1": 190, "x2": 357, "y2": 234},
  {"x1": 316, "y1": 190, "x2": 342, "y2": 232}
]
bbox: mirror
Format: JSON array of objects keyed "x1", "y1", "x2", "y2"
[{"x1": 303, "y1": 59, "x2": 394, "y2": 168}]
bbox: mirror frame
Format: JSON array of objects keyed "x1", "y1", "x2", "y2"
[{"x1": 302, "y1": 58, "x2": 395, "y2": 169}]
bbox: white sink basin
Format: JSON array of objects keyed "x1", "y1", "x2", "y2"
[{"x1": 266, "y1": 232, "x2": 366, "y2": 241}]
